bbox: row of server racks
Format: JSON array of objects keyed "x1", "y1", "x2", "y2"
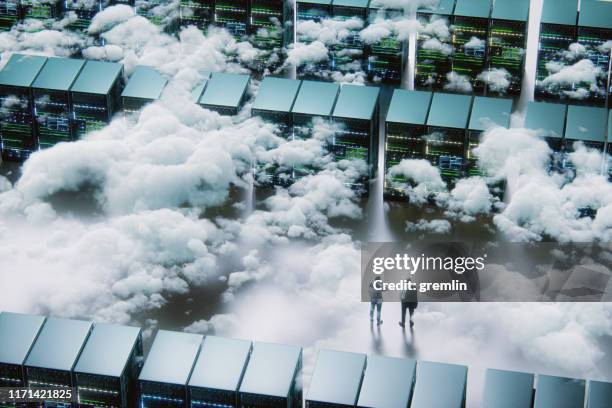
[
  {"x1": 305, "y1": 347, "x2": 612, "y2": 408},
  {"x1": 0, "y1": 0, "x2": 130, "y2": 32},
  {"x1": 416, "y1": 0, "x2": 530, "y2": 97},
  {"x1": 2, "y1": 311, "x2": 612, "y2": 407},
  {"x1": 524, "y1": 100, "x2": 611, "y2": 176},
  {"x1": 250, "y1": 76, "x2": 379, "y2": 194},
  {"x1": 0, "y1": 54, "x2": 123, "y2": 160},
  {"x1": 178, "y1": 0, "x2": 294, "y2": 71},
  {"x1": 0, "y1": 53, "x2": 253, "y2": 161},
  {"x1": 384, "y1": 89, "x2": 513, "y2": 197},
  {"x1": 296, "y1": 0, "x2": 406, "y2": 83},
  {"x1": 536, "y1": 0, "x2": 612, "y2": 107}
]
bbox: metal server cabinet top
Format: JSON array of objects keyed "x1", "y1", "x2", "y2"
[
  {"x1": 239, "y1": 342, "x2": 302, "y2": 399},
  {"x1": 191, "y1": 71, "x2": 211, "y2": 103},
  {"x1": 252, "y1": 77, "x2": 302, "y2": 114},
  {"x1": 418, "y1": 0, "x2": 455, "y2": 15},
  {"x1": 307, "y1": 349, "x2": 366, "y2": 406},
  {"x1": 564, "y1": 105, "x2": 608, "y2": 144},
  {"x1": 587, "y1": 380, "x2": 612, "y2": 408},
  {"x1": 298, "y1": 0, "x2": 332, "y2": 7},
  {"x1": 357, "y1": 356, "x2": 416, "y2": 408},
  {"x1": 70, "y1": 60, "x2": 123, "y2": 96},
  {"x1": 427, "y1": 93, "x2": 472, "y2": 129},
  {"x1": 453, "y1": 0, "x2": 491, "y2": 18},
  {"x1": 468, "y1": 96, "x2": 512, "y2": 131},
  {"x1": 534, "y1": 374, "x2": 586, "y2": 408},
  {"x1": 74, "y1": 323, "x2": 142, "y2": 378},
  {"x1": 31, "y1": 57, "x2": 85, "y2": 91},
  {"x1": 609, "y1": 110, "x2": 612, "y2": 143},
  {"x1": 139, "y1": 330, "x2": 203, "y2": 386},
  {"x1": 0, "y1": 312, "x2": 46, "y2": 366},
  {"x1": 331, "y1": 0, "x2": 369, "y2": 10},
  {"x1": 481, "y1": 368, "x2": 534, "y2": 408},
  {"x1": 578, "y1": 0, "x2": 612, "y2": 29},
  {"x1": 24, "y1": 317, "x2": 92, "y2": 372},
  {"x1": 121, "y1": 66, "x2": 168, "y2": 101},
  {"x1": 188, "y1": 335, "x2": 252, "y2": 392},
  {"x1": 540, "y1": 0, "x2": 578, "y2": 26},
  {"x1": 410, "y1": 361, "x2": 468, "y2": 408},
  {"x1": 524, "y1": 101, "x2": 567, "y2": 138},
  {"x1": 491, "y1": 0, "x2": 529, "y2": 22},
  {"x1": 332, "y1": 85, "x2": 380, "y2": 121},
  {"x1": 386, "y1": 90, "x2": 433, "y2": 125},
  {"x1": 292, "y1": 80, "x2": 340, "y2": 117},
  {"x1": 198, "y1": 72, "x2": 251, "y2": 111},
  {"x1": 0, "y1": 54, "x2": 47, "y2": 88}
]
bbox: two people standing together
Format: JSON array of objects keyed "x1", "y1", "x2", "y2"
[{"x1": 368, "y1": 276, "x2": 418, "y2": 329}]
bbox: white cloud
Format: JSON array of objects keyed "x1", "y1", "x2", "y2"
[
  {"x1": 444, "y1": 71, "x2": 473, "y2": 93},
  {"x1": 477, "y1": 68, "x2": 512, "y2": 94},
  {"x1": 88, "y1": 4, "x2": 135, "y2": 34}
]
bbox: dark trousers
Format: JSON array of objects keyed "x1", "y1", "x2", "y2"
[{"x1": 401, "y1": 302, "x2": 416, "y2": 325}]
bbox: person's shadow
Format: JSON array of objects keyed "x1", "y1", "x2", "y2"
[
  {"x1": 401, "y1": 325, "x2": 418, "y2": 358},
  {"x1": 370, "y1": 321, "x2": 385, "y2": 354}
]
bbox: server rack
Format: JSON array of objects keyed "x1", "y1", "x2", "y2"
[
  {"x1": 138, "y1": 330, "x2": 203, "y2": 408},
  {"x1": 524, "y1": 101, "x2": 567, "y2": 169},
  {"x1": 533, "y1": 375, "x2": 585, "y2": 408},
  {"x1": 65, "y1": 0, "x2": 109, "y2": 31},
  {"x1": 608, "y1": 110, "x2": 612, "y2": 181},
  {"x1": 410, "y1": 361, "x2": 468, "y2": 408},
  {"x1": 450, "y1": 0, "x2": 491, "y2": 94},
  {"x1": 19, "y1": 0, "x2": 63, "y2": 21},
  {"x1": 295, "y1": 0, "x2": 333, "y2": 77},
  {"x1": 135, "y1": 0, "x2": 177, "y2": 29},
  {"x1": 425, "y1": 92, "x2": 472, "y2": 181},
  {"x1": 31, "y1": 57, "x2": 85, "y2": 150},
  {"x1": 365, "y1": 1, "x2": 405, "y2": 83},
  {"x1": 563, "y1": 105, "x2": 607, "y2": 172},
  {"x1": 487, "y1": 0, "x2": 529, "y2": 96},
  {"x1": 356, "y1": 355, "x2": 416, "y2": 408},
  {"x1": 199, "y1": 72, "x2": 250, "y2": 115},
  {"x1": 535, "y1": 0, "x2": 579, "y2": 102},
  {"x1": 576, "y1": 0, "x2": 612, "y2": 106},
  {"x1": 290, "y1": 80, "x2": 339, "y2": 180},
  {"x1": 306, "y1": 350, "x2": 366, "y2": 408},
  {"x1": 0, "y1": 312, "x2": 46, "y2": 394},
  {"x1": 384, "y1": 89, "x2": 433, "y2": 197},
  {"x1": 24, "y1": 317, "x2": 93, "y2": 407},
  {"x1": 188, "y1": 336, "x2": 252, "y2": 408},
  {"x1": 191, "y1": 71, "x2": 211, "y2": 103},
  {"x1": 0, "y1": 54, "x2": 47, "y2": 160},
  {"x1": 238, "y1": 342, "x2": 302, "y2": 408},
  {"x1": 69, "y1": 60, "x2": 123, "y2": 138},
  {"x1": 74, "y1": 323, "x2": 143, "y2": 408},
  {"x1": 481, "y1": 369, "x2": 534, "y2": 408},
  {"x1": 251, "y1": 77, "x2": 301, "y2": 185},
  {"x1": 466, "y1": 96, "x2": 512, "y2": 176},
  {"x1": 587, "y1": 380, "x2": 612, "y2": 408},
  {"x1": 291, "y1": 80, "x2": 339, "y2": 139},
  {"x1": 0, "y1": 0, "x2": 19, "y2": 30},
  {"x1": 179, "y1": 0, "x2": 214, "y2": 28},
  {"x1": 214, "y1": 0, "x2": 249, "y2": 38},
  {"x1": 331, "y1": 84, "x2": 379, "y2": 192},
  {"x1": 415, "y1": 0, "x2": 455, "y2": 90},
  {"x1": 296, "y1": 0, "x2": 331, "y2": 22},
  {"x1": 121, "y1": 65, "x2": 168, "y2": 114},
  {"x1": 329, "y1": 0, "x2": 368, "y2": 74},
  {"x1": 248, "y1": 0, "x2": 293, "y2": 71}
]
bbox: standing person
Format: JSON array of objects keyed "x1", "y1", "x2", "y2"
[
  {"x1": 369, "y1": 276, "x2": 383, "y2": 325},
  {"x1": 399, "y1": 279, "x2": 418, "y2": 328}
]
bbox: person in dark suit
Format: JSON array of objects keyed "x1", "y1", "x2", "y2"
[
  {"x1": 399, "y1": 279, "x2": 418, "y2": 328},
  {"x1": 369, "y1": 276, "x2": 383, "y2": 325}
]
